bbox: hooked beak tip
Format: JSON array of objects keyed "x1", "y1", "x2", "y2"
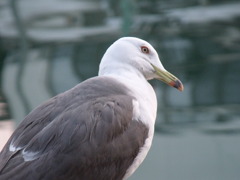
[
  {"x1": 151, "y1": 63, "x2": 184, "y2": 92},
  {"x1": 169, "y1": 79, "x2": 184, "y2": 91}
]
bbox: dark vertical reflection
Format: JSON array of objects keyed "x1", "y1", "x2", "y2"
[{"x1": 9, "y1": 0, "x2": 30, "y2": 117}]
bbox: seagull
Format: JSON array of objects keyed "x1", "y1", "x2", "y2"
[{"x1": 0, "y1": 37, "x2": 183, "y2": 180}]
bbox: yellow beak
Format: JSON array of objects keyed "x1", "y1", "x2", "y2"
[{"x1": 151, "y1": 64, "x2": 184, "y2": 91}]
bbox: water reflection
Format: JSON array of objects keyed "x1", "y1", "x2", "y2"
[{"x1": 0, "y1": 0, "x2": 240, "y2": 180}]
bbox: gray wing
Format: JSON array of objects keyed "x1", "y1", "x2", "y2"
[{"x1": 0, "y1": 77, "x2": 149, "y2": 180}]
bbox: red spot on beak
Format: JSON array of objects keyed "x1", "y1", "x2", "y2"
[{"x1": 169, "y1": 80, "x2": 184, "y2": 91}]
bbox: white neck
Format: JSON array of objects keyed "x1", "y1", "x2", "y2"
[
  {"x1": 99, "y1": 62, "x2": 157, "y2": 129},
  {"x1": 99, "y1": 58, "x2": 158, "y2": 179},
  {"x1": 99, "y1": 64, "x2": 158, "y2": 180}
]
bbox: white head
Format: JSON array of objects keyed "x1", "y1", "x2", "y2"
[{"x1": 99, "y1": 37, "x2": 183, "y2": 91}]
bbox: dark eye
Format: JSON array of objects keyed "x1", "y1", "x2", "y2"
[{"x1": 141, "y1": 46, "x2": 150, "y2": 54}]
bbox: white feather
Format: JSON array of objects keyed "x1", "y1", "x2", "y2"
[{"x1": 9, "y1": 141, "x2": 22, "y2": 152}]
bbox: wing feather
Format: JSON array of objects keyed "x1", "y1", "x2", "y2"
[{"x1": 0, "y1": 77, "x2": 149, "y2": 180}]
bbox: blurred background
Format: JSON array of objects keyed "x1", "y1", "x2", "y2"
[{"x1": 0, "y1": 0, "x2": 240, "y2": 179}]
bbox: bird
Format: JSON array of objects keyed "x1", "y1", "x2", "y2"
[{"x1": 0, "y1": 37, "x2": 183, "y2": 180}]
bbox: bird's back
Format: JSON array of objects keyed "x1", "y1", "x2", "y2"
[{"x1": 0, "y1": 76, "x2": 149, "y2": 180}]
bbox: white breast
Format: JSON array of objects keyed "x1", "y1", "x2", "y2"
[{"x1": 111, "y1": 75, "x2": 157, "y2": 179}]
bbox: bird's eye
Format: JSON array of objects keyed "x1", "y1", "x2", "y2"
[{"x1": 141, "y1": 46, "x2": 150, "y2": 54}]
